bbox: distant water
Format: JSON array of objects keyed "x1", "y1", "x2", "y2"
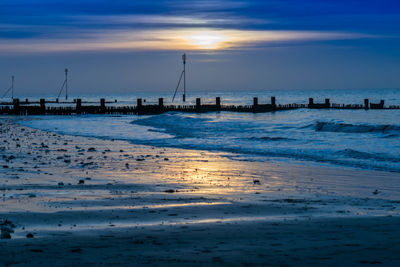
[{"x1": 16, "y1": 89, "x2": 400, "y2": 173}]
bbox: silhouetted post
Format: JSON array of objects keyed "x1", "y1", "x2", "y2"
[
  {"x1": 76, "y1": 99, "x2": 82, "y2": 114},
  {"x1": 40, "y1": 98, "x2": 46, "y2": 114},
  {"x1": 253, "y1": 97, "x2": 258, "y2": 106},
  {"x1": 56, "y1": 98, "x2": 59, "y2": 103},
  {"x1": 25, "y1": 98, "x2": 28, "y2": 103},
  {"x1": 158, "y1": 98, "x2": 164, "y2": 108},
  {"x1": 325, "y1": 98, "x2": 330, "y2": 107},
  {"x1": 100, "y1": 98, "x2": 106, "y2": 113},
  {"x1": 364, "y1": 99, "x2": 369, "y2": 109},
  {"x1": 137, "y1": 98, "x2": 142, "y2": 108},
  {"x1": 380, "y1": 100, "x2": 384, "y2": 108},
  {"x1": 216, "y1": 97, "x2": 221, "y2": 110},
  {"x1": 308, "y1": 98, "x2": 314, "y2": 107},
  {"x1": 13, "y1": 98, "x2": 20, "y2": 115},
  {"x1": 271, "y1": 96, "x2": 276, "y2": 107},
  {"x1": 196, "y1": 98, "x2": 201, "y2": 110}
]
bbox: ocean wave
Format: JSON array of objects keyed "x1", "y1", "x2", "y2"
[
  {"x1": 335, "y1": 149, "x2": 400, "y2": 163},
  {"x1": 314, "y1": 121, "x2": 400, "y2": 134},
  {"x1": 248, "y1": 136, "x2": 296, "y2": 142},
  {"x1": 18, "y1": 113, "x2": 400, "y2": 173}
]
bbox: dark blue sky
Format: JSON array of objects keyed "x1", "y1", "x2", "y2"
[{"x1": 1, "y1": 0, "x2": 399, "y2": 95}]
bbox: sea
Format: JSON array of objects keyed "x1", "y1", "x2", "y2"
[{"x1": 7, "y1": 88, "x2": 400, "y2": 173}]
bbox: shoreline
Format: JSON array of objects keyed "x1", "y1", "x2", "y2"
[{"x1": 1, "y1": 117, "x2": 400, "y2": 265}]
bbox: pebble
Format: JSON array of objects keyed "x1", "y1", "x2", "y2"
[
  {"x1": 26, "y1": 233, "x2": 34, "y2": 238},
  {"x1": 164, "y1": 189, "x2": 175, "y2": 193}
]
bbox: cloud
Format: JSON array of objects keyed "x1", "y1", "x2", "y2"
[
  {"x1": 0, "y1": 0, "x2": 395, "y2": 53},
  {"x1": 0, "y1": 27, "x2": 373, "y2": 53}
]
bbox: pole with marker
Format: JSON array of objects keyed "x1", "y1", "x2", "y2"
[
  {"x1": 11, "y1": 75, "x2": 14, "y2": 99},
  {"x1": 182, "y1": 53, "x2": 186, "y2": 102},
  {"x1": 65, "y1": 68, "x2": 68, "y2": 100}
]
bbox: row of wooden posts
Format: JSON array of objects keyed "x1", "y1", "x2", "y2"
[{"x1": 0, "y1": 96, "x2": 395, "y2": 115}]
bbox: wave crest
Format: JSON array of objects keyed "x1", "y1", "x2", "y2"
[{"x1": 314, "y1": 121, "x2": 400, "y2": 134}]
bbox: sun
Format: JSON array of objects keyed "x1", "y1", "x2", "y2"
[{"x1": 185, "y1": 31, "x2": 229, "y2": 49}]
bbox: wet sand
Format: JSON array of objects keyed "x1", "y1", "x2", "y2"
[{"x1": 1, "y1": 117, "x2": 400, "y2": 266}]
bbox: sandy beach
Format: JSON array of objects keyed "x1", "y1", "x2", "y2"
[{"x1": 1, "y1": 116, "x2": 400, "y2": 266}]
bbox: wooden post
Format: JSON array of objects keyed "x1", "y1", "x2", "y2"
[
  {"x1": 216, "y1": 97, "x2": 221, "y2": 109},
  {"x1": 325, "y1": 98, "x2": 330, "y2": 107},
  {"x1": 380, "y1": 100, "x2": 384, "y2": 108},
  {"x1": 137, "y1": 98, "x2": 142, "y2": 107},
  {"x1": 253, "y1": 97, "x2": 258, "y2": 106},
  {"x1": 100, "y1": 98, "x2": 105, "y2": 113},
  {"x1": 13, "y1": 98, "x2": 20, "y2": 115},
  {"x1": 76, "y1": 99, "x2": 82, "y2": 114},
  {"x1": 364, "y1": 99, "x2": 369, "y2": 109},
  {"x1": 196, "y1": 98, "x2": 201, "y2": 110},
  {"x1": 25, "y1": 98, "x2": 28, "y2": 104},
  {"x1": 271, "y1": 96, "x2": 276, "y2": 107},
  {"x1": 158, "y1": 98, "x2": 164, "y2": 108},
  {"x1": 308, "y1": 98, "x2": 314, "y2": 107},
  {"x1": 40, "y1": 99, "x2": 46, "y2": 114}
]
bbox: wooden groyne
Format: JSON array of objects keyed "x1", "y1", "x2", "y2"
[{"x1": 0, "y1": 97, "x2": 399, "y2": 115}]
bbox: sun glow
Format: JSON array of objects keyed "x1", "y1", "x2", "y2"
[{"x1": 185, "y1": 32, "x2": 229, "y2": 49}]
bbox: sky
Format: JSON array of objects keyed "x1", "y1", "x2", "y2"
[{"x1": 0, "y1": 0, "x2": 400, "y2": 96}]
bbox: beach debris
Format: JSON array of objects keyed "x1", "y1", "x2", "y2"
[
  {"x1": 30, "y1": 249, "x2": 43, "y2": 253},
  {"x1": 40, "y1": 142, "x2": 48, "y2": 148},
  {"x1": 78, "y1": 179, "x2": 85, "y2": 184},
  {"x1": 1, "y1": 231, "x2": 11, "y2": 239},
  {"x1": 136, "y1": 158, "x2": 145, "y2": 161},
  {"x1": 87, "y1": 147, "x2": 96, "y2": 152},
  {"x1": 58, "y1": 182, "x2": 64, "y2": 186},
  {"x1": 253, "y1": 179, "x2": 261, "y2": 185},
  {"x1": 373, "y1": 189, "x2": 379, "y2": 195},
  {"x1": 26, "y1": 233, "x2": 34, "y2": 238},
  {"x1": 0, "y1": 219, "x2": 16, "y2": 239},
  {"x1": 2, "y1": 165, "x2": 8, "y2": 168},
  {"x1": 164, "y1": 189, "x2": 176, "y2": 193},
  {"x1": 164, "y1": 158, "x2": 169, "y2": 161}
]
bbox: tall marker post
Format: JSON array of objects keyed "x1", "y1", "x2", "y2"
[
  {"x1": 182, "y1": 53, "x2": 186, "y2": 102},
  {"x1": 11, "y1": 75, "x2": 14, "y2": 99},
  {"x1": 65, "y1": 68, "x2": 68, "y2": 100},
  {"x1": 172, "y1": 54, "x2": 188, "y2": 103}
]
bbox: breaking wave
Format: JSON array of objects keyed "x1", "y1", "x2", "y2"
[{"x1": 314, "y1": 121, "x2": 400, "y2": 134}]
